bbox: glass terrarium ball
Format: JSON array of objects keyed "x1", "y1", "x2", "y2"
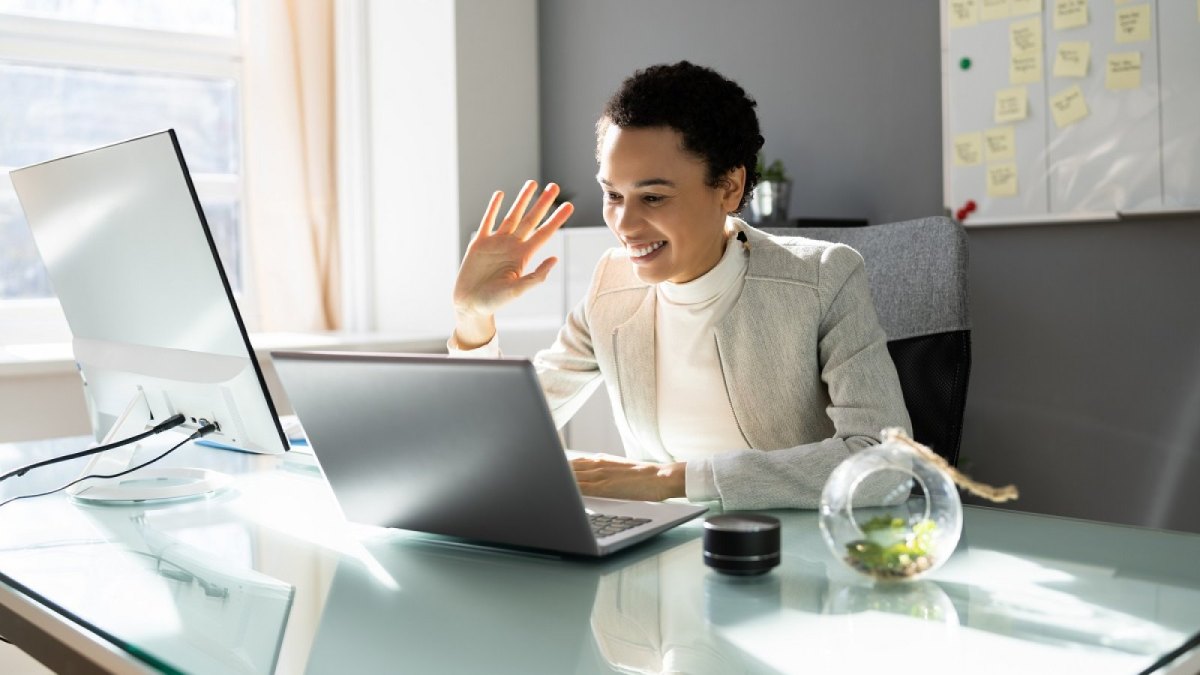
[{"x1": 819, "y1": 441, "x2": 963, "y2": 582}]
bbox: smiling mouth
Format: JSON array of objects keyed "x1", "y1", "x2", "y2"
[{"x1": 627, "y1": 241, "x2": 666, "y2": 258}]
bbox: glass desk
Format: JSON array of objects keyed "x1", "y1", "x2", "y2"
[{"x1": 1, "y1": 437, "x2": 1199, "y2": 674}]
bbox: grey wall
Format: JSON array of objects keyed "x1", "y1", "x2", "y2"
[
  {"x1": 538, "y1": 0, "x2": 1200, "y2": 534},
  {"x1": 537, "y1": 0, "x2": 942, "y2": 228},
  {"x1": 962, "y1": 217, "x2": 1200, "y2": 534}
]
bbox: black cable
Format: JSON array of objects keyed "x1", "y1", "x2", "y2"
[
  {"x1": 0, "y1": 421, "x2": 219, "y2": 510},
  {"x1": 0, "y1": 413, "x2": 188, "y2": 483},
  {"x1": 1135, "y1": 628, "x2": 1200, "y2": 675}
]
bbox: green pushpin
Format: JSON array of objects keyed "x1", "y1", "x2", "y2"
[{"x1": 960, "y1": 57, "x2": 972, "y2": 70}]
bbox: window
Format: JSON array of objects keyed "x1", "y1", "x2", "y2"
[{"x1": 0, "y1": 0, "x2": 246, "y2": 344}]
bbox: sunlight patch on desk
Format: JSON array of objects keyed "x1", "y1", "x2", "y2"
[
  {"x1": 222, "y1": 471, "x2": 400, "y2": 591},
  {"x1": 937, "y1": 547, "x2": 1081, "y2": 586},
  {"x1": 719, "y1": 609, "x2": 1154, "y2": 674}
]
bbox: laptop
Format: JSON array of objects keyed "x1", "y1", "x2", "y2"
[{"x1": 270, "y1": 351, "x2": 707, "y2": 556}]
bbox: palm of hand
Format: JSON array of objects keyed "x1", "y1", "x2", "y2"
[
  {"x1": 453, "y1": 181, "x2": 574, "y2": 318},
  {"x1": 454, "y1": 233, "x2": 539, "y2": 316}
]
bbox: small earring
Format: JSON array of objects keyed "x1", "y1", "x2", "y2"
[{"x1": 736, "y1": 230, "x2": 749, "y2": 252}]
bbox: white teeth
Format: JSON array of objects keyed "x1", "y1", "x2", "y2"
[{"x1": 627, "y1": 241, "x2": 665, "y2": 258}]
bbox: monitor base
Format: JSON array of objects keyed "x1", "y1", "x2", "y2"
[
  {"x1": 66, "y1": 391, "x2": 232, "y2": 504},
  {"x1": 69, "y1": 467, "x2": 232, "y2": 504}
]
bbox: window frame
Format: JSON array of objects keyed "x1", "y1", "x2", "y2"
[{"x1": 0, "y1": 9, "x2": 254, "y2": 345}]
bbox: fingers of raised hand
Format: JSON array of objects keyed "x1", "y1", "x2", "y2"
[
  {"x1": 528, "y1": 201, "x2": 574, "y2": 248},
  {"x1": 518, "y1": 257, "x2": 558, "y2": 291},
  {"x1": 497, "y1": 180, "x2": 539, "y2": 234},
  {"x1": 513, "y1": 183, "x2": 560, "y2": 238},
  {"x1": 477, "y1": 190, "x2": 505, "y2": 238}
]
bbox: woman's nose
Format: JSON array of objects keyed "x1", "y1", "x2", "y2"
[{"x1": 610, "y1": 204, "x2": 639, "y2": 235}]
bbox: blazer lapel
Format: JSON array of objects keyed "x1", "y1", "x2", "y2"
[{"x1": 611, "y1": 288, "x2": 668, "y2": 461}]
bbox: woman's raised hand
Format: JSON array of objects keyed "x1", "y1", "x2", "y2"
[{"x1": 452, "y1": 181, "x2": 574, "y2": 348}]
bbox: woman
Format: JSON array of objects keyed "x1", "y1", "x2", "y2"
[{"x1": 450, "y1": 61, "x2": 910, "y2": 510}]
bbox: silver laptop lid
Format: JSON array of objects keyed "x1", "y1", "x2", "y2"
[{"x1": 271, "y1": 351, "x2": 600, "y2": 555}]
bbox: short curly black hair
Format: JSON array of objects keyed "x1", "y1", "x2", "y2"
[{"x1": 597, "y1": 61, "x2": 764, "y2": 213}]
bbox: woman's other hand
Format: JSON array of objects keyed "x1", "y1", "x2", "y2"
[
  {"x1": 571, "y1": 455, "x2": 687, "y2": 501},
  {"x1": 452, "y1": 181, "x2": 574, "y2": 349}
]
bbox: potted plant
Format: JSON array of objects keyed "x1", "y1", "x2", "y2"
[{"x1": 746, "y1": 154, "x2": 792, "y2": 224}]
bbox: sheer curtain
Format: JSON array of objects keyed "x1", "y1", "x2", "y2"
[{"x1": 243, "y1": 0, "x2": 340, "y2": 331}]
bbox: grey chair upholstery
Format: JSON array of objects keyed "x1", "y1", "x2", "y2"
[{"x1": 763, "y1": 217, "x2": 970, "y2": 465}]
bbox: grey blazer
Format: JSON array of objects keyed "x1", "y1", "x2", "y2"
[{"x1": 533, "y1": 223, "x2": 912, "y2": 509}]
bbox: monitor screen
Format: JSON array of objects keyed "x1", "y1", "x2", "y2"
[{"x1": 10, "y1": 130, "x2": 287, "y2": 456}]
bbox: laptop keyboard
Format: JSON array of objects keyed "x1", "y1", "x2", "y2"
[{"x1": 589, "y1": 513, "x2": 651, "y2": 538}]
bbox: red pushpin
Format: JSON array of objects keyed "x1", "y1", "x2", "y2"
[
  {"x1": 955, "y1": 208, "x2": 968, "y2": 221},
  {"x1": 965, "y1": 200, "x2": 977, "y2": 213}
]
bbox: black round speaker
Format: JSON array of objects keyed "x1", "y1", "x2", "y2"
[{"x1": 702, "y1": 514, "x2": 781, "y2": 575}]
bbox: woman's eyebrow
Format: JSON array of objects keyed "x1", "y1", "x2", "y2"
[{"x1": 597, "y1": 176, "x2": 677, "y2": 188}]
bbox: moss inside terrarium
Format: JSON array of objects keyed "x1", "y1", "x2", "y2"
[{"x1": 844, "y1": 516, "x2": 937, "y2": 580}]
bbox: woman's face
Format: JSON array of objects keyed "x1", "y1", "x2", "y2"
[{"x1": 596, "y1": 124, "x2": 744, "y2": 284}]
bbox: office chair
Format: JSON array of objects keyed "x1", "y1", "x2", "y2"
[{"x1": 763, "y1": 217, "x2": 971, "y2": 466}]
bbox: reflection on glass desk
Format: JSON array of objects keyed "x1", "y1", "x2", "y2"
[{"x1": 2, "y1": 437, "x2": 1200, "y2": 674}]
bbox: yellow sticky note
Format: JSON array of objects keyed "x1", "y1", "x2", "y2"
[
  {"x1": 1011, "y1": 52, "x2": 1044, "y2": 83},
  {"x1": 953, "y1": 132, "x2": 985, "y2": 166},
  {"x1": 950, "y1": 0, "x2": 979, "y2": 28},
  {"x1": 981, "y1": 0, "x2": 1010, "y2": 21},
  {"x1": 1115, "y1": 4, "x2": 1151, "y2": 43},
  {"x1": 1010, "y1": 17, "x2": 1043, "y2": 54},
  {"x1": 995, "y1": 86, "x2": 1029, "y2": 123},
  {"x1": 1011, "y1": 0, "x2": 1042, "y2": 16},
  {"x1": 1054, "y1": 41, "x2": 1091, "y2": 77},
  {"x1": 984, "y1": 126, "x2": 1017, "y2": 160},
  {"x1": 987, "y1": 162, "x2": 1020, "y2": 197},
  {"x1": 1106, "y1": 51, "x2": 1142, "y2": 90},
  {"x1": 1050, "y1": 84, "x2": 1089, "y2": 128},
  {"x1": 1115, "y1": 0, "x2": 1133, "y2": 4},
  {"x1": 1054, "y1": 0, "x2": 1088, "y2": 30}
]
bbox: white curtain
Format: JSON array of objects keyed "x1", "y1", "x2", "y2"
[{"x1": 243, "y1": 0, "x2": 340, "y2": 331}]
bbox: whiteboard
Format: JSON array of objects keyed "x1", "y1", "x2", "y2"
[{"x1": 942, "y1": 0, "x2": 1200, "y2": 225}]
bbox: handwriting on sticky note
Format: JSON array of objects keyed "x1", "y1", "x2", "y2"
[
  {"x1": 1050, "y1": 84, "x2": 1089, "y2": 128},
  {"x1": 984, "y1": 127, "x2": 1016, "y2": 161},
  {"x1": 981, "y1": 0, "x2": 1010, "y2": 21},
  {"x1": 1053, "y1": 41, "x2": 1090, "y2": 77},
  {"x1": 1115, "y1": 4, "x2": 1151, "y2": 43},
  {"x1": 950, "y1": 0, "x2": 979, "y2": 28},
  {"x1": 1106, "y1": 52, "x2": 1142, "y2": 90},
  {"x1": 995, "y1": 87, "x2": 1029, "y2": 123},
  {"x1": 1011, "y1": 0, "x2": 1042, "y2": 16},
  {"x1": 953, "y1": 132, "x2": 985, "y2": 166},
  {"x1": 1011, "y1": 53, "x2": 1043, "y2": 84},
  {"x1": 987, "y1": 163, "x2": 1019, "y2": 197},
  {"x1": 1053, "y1": 0, "x2": 1088, "y2": 30},
  {"x1": 1009, "y1": 17, "x2": 1042, "y2": 53}
]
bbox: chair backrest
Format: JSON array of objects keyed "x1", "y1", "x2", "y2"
[{"x1": 763, "y1": 217, "x2": 971, "y2": 465}]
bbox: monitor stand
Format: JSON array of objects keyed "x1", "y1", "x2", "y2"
[{"x1": 66, "y1": 391, "x2": 232, "y2": 504}]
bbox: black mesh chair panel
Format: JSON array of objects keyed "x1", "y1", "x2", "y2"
[{"x1": 887, "y1": 331, "x2": 971, "y2": 466}]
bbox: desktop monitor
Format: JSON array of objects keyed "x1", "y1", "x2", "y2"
[{"x1": 9, "y1": 129, "x2": 288, "y2": 501}]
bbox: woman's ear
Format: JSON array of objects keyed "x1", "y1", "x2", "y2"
[{"x1": 718, "y1": 166, "x2": 746, "y2": 214}]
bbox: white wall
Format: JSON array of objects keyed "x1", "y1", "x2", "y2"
[{"x1": 360, "y1": 0, "x2": 540, "y2": 336}]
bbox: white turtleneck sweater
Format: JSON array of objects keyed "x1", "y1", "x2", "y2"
[
  {"x1": 655, "y1": 234, "x2": 750, "y2": 501},
  {"x1": 450, "y1": 234, "x2": 751, "y2": 502}
]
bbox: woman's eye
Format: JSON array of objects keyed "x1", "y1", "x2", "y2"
[
  {"x1": 603, "y1": 192, "x2": 622, "y2": 203},
  {"x1": 643, "y1": 195, "x2": 664, "y2": 204}
]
